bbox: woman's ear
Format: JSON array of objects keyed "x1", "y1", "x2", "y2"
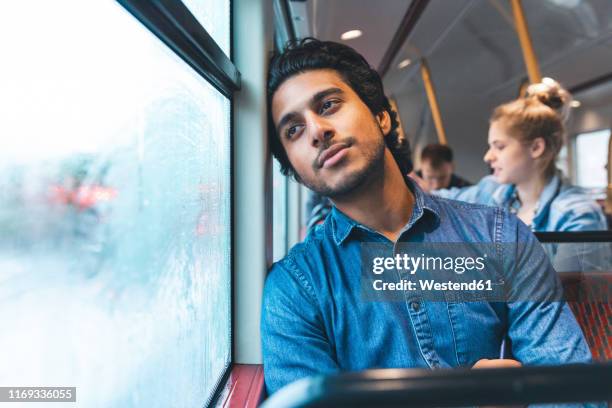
[
  {"x1": 530, "y1": 137, "x2": 546, "y2": 159},
  {"x1": 376, "y1": 111, "x2": 392, "y2": 136}
]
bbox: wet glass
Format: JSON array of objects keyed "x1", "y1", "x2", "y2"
[{"x1": 0, "y1": 1, "x2": 231, "y2": 406}]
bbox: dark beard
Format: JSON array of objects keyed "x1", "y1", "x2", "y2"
[{"x1": 303, "y1": 133, "x2": 386, "y2": 199}]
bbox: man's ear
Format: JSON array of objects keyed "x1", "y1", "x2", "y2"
[
  {"x1": 376, "y1": 111, "x2": 392, "y2": 136},
  {"x1": 530, "y1": 137, "x2": 546, "y2": 159}
]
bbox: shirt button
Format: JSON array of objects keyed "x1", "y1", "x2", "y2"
[{"x1": 410, "y1": 301, "x2": 420, "y2": 311}]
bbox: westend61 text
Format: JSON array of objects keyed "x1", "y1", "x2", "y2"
[{"x1": 373, "y1": 279, "x2": 493, "y2": 291}]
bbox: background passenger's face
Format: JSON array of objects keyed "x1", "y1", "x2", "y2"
[
  {"x1": 421, "y1": 160, "x2": 453, "y2": 190},
  {"x1": 271, "y1": 69, "x2": 387, "y2": 197},
  {"x1": 483, "y1": 120, "x2": 535, "y2": 185}
]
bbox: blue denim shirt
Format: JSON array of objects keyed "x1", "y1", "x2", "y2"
[
  {"x1": 261, "y1": 180, "x2": 591, "y2": 395},
  {"x1": 434, "y1": 173, "x2": 607, "y2": 231}
]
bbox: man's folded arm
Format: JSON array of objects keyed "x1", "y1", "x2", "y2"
[{"x1": 261, "y1": 261, "x2": 340, "y2": 395}]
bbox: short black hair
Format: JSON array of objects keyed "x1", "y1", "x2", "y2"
[
  {"x1": 267, "y1": 38, "x2": 412, "y2": 179},
  {"x1": 420, "y1": 143, "x2": 453, "y2": 168}
]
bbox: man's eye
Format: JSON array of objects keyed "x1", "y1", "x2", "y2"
[
  {"x1": 320, "y1": 100, "x2": 338, "y2": 114},
  {"x1": 286, "y1": 125, "x2": 301, "y2": 139}
]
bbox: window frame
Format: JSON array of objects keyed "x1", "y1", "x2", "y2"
[{"x1": 119, "y1": 0, "x2": 240, "y2": 98}]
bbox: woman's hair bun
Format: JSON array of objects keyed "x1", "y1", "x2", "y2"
[{"x1": 525, "y1": 77, "x2": 572, "y2": 121}]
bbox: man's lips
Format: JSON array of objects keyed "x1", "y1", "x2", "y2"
[{"x1": 318, "y1": 143, "x2": 350, "y2": 168}]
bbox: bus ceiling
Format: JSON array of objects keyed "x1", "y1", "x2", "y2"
[{"x1": 277, "y1": 0, "x2": 612, "y2": 183}]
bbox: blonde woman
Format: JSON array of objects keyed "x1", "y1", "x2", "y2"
[{"x1": 435, "y1": 78, "x2": 606, "y2": 232}]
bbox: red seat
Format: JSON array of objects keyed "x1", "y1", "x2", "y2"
[{"x1": 560, "y1": 272, "x2": 612, "y2": 360}]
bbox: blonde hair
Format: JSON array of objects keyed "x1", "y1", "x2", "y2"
[{"x1": 490, "y1": 78, "x2": 571, "y2": 177}]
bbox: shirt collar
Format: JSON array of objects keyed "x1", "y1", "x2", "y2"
[
  {"x1": 330, "y1": 176, "x2": 441, "y2": 245},
  {"x1": 495, "y1": 171, "x2": 562, "y2": 229},
  {"x1": 531, "y1": 171, "x2": 562, "y2": 226}
]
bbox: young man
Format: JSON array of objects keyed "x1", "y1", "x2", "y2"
[
  {"x1": 261, "y1": 38, "x2": 590, "y2": 395},
  {"x1": 416, "y1": 143, "x2": 472, "y2": 190}
]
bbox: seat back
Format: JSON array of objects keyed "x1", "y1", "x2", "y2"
[{"x1": 560, "y1": 272, "x2": 611, "y2": 360}]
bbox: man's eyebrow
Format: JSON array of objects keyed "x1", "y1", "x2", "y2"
[
  {"x1": 277, "y1": 112, "x2": 300, "y2": 136},
  {"x1": 276, "y1": 87, "x2": 345, "y2": 134},
  {"x1": 311, "y1": 87, "x2": 344, "y2": 105}
]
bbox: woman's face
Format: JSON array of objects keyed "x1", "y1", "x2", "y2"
[{"x1": 483, "y1": 120, "x2": 537, "y2": 185}]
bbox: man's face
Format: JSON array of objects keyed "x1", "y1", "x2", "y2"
[
  {"x1": 271, "y1": 69, "x2": 390, "y2": 198},
  {"x1": 421, "y1": 160, "x2": 453, "y2": 190}
]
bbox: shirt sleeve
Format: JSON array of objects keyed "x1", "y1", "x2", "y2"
[
  {"x1": 553, "y1": 199, "x2": 608, "y2": 232},
  {"x1": 502, "y1": 213, "x2": 592, "y2": 365},
  {"x1": 261, "y1": 260, "x2": 339, "y2": 395}
]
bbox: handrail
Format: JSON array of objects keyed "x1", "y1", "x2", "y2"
[
  {"x1": 569, "y1": 71, "x2": 612, "y2": 94},
  {"x1": 378, "y1": 0, "x2": 430, "y2": 76},
  {"x1": 262, "y1": 363, "x2": 612, "y2": 408},
  {"x1": 420, "y1": 59, "x2": 448, "y2": 145},
  {"x1": 510, "y1": 0, "x2": 542, "y2": 84}
]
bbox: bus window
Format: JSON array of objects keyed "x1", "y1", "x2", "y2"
[
  {"x1": 575, "y1": 128, "x2": 610, "y2": 189},
  {"x1": 0, "y1": 1, "x2": 233, "y2": 406}
]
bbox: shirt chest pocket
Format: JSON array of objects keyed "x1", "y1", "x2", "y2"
[{"x1": 446, "y1": 302, "x2": 506, "y2": 366}]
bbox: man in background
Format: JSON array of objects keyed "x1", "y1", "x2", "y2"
[{"x1": 416, "y1": 143, "x2": 471, "y2": 190}]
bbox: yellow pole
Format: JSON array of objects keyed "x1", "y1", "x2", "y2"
[
  {"x1": 420, "y1": 59, "x2": 448, "y2": 145},
  {"x1": 510, "y1": 0, "x2": 542, "y2": 84}
]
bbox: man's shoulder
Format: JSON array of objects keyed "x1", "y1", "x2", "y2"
[
  {"x1": 269, "y1": 224, "x2": 328, "y2": 278},
  {"x1": 265, "y1": 225, "x2": 330, "y2": 303},
  {"x1": 430, "y1": 192, "x2": 504, "y2": 213},
  {"x1": 426, "y1": 193, "x2": 524, "y2": 243},
  {"x1": 430, "y1": 193, "x2": 513, "y2": 224}
]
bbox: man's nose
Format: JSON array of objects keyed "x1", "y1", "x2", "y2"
[{"x1": 306, "y1": 113, "x2": 334, "y2": 147}]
